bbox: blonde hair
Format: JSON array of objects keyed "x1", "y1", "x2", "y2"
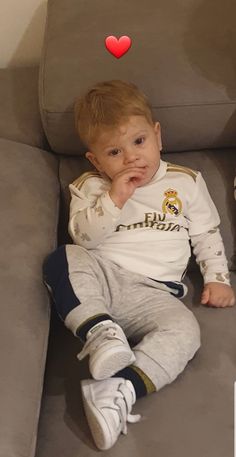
[{"x1": 74, "y1": 80, "x2": 155, "y2": 149}]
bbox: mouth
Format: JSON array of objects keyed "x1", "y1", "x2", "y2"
[{"x1": 137, "y1": 166, "x2": 147, "y2": 180}]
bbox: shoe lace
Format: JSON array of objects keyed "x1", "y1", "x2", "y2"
[{"x1": 77, "y1": 323, "x2": 123, "y2": 361}]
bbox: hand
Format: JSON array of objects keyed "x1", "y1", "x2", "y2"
[
  {"x1": 201, "y1": 282, "x2": 235, "y2": 307},
  {"x1": 109, "y1": 167, "x2": 146, "y2": 209}
]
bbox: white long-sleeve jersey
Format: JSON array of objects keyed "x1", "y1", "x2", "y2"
[{"x1": 68, "y1": 159, "x2": 230, "y2": 286}]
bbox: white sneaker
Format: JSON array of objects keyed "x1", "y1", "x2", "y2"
[
  {"x1": 77, "y1": 320, "x2": 136, "y2": 380},
  {"x1": 81, "y1": 377, "x2": 141, "y2": 450}
]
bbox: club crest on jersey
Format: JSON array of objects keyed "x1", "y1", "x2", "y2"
[{"x1": 162, "y1": 189, "x2": 182, "y2": 216}]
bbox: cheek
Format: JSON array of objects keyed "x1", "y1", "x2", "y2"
[
  {"x1": 148, "y1": 148, "x2": 159, "y2": 163},
  {"x1": 153, "y1": 148, "x2": 161, "y2": 161},
  {"x1": 102, "y1": 162, "x2": 117, "y2": 179}
]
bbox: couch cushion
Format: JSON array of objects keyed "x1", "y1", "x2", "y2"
[
  {"x1": 39, "y1": 0, "x2": 236, "y2": 155},
  {"x1": 35, "y1": 269, "x2": 236, "y2": 457},
  {"x1": 0, "y1": 139, "x2": 59, "y2": 457},
  {"x1": 0, "y1": 67, "x2": 49, "y2": 150},
  {"x1": 57, "y1": 149, "x2": 236, "y2": 272}
]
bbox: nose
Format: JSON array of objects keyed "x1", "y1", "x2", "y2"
[{"x1": 123, "y1": 147, "x2": 139, "y2": 164}]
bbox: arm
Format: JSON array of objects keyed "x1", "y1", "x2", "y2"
[
  {"x1": 190, "y1": 228, "x2": 230, "y2": 286},
  {"x1": 191, "y1": 229, "x2": 235, "y2": 307},
  {"x1": 68, "y1": 177, "x2": 121, "y2": 248},
  {"x1": 186, "y1": 172, "x2": 234, "y2": 306},
  {"x1": 68, "y1": 166, "x2": 146, "y2": 248}
]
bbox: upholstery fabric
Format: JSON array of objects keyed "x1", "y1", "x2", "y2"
[
  {"x1": 0, "y1": 67, "x2": 48, "y2": 150},
  {"x1": 0, "y1": 138, "x2": 60, "y2": 457},
  {"x1": 39, "y1": 0, "x2": 236, "y2": 155}
]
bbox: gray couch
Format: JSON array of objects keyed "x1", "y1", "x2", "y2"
[{"x1": 0, "y1": 0, "x2": 235, "y2": 456}]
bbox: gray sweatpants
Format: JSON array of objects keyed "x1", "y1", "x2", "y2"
[{"x1": 43, "y1": 244, "x2": 201, "y2": 392}]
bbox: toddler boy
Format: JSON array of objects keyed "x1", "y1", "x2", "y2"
[{"x1": 43, "y1": 79, "x2": 235, "y2": 450}]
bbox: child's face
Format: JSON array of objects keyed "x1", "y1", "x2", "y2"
[{"x1": 85, "y1": 115, "x2": 162, "y2": 186}]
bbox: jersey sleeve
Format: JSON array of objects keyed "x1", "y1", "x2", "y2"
[
  {"x1": 68, "y1": 173, "x2": 121, "y2": 248},
  {"x1": 190, "y1": 229, "x2": 231, "y2": 285},
  {"x1": 186, "y1": 172, "x2": 230, "y2": 285},
  {"x1": 185, "y1": 171, "x2": 220, "y2": 237}
]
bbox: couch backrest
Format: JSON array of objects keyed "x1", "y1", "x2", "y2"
[
  {"x1": 39, "y1": 0, "x2": 236, "y2": 156},
  {"x1": 39, "y1": 0, "x2": 236, "y2": 272}
]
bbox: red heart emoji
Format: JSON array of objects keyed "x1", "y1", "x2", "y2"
[{"x1": 105, "y1": 35, "x2": 132, "y2": 59}]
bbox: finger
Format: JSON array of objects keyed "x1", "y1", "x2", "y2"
[
  {"x1": 129, "y1": 172, "x2": 146, "y2": 182},
  {"x1": 225, "y1": 298, "x2": 235, "y2": 306},
  {"x1": 130, "y1": 170, "x2": 146, "y2": 177},
  {"x1": 216, "y1": 297, "x2": 234, "y2": 307},
  {"x1": 208, "y1": 295, "x2": 224, "y2": 307},
  {"x1": 209, "y1": 298, "x2": 228, "y2": 308},
  {"x1": 211, "y1": 297, "x2": 224, "y2": 307},
  {"x1": 201, "y1": 288, "x2": 210, "y2": 304},
  {"x1": 123, "y1": 166, "x2": 145, "y2": 172},
  {"x1": 116, "y1": 168, "x2": 145, "y2": 180},
  {"x1": 230, "y1": 296, "x2": 236, "y2": 306}
]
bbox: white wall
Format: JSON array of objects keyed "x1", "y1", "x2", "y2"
[{"x1": 0, "y1": 0, "x2": 47, "y2": 68}]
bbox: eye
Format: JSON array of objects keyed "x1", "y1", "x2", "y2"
[
  {"x1": 135, "y1": 136, "x2": 145, "y2": 145},
  {"x1": 108, "y1": 149, "x2": 120, "y2": 156}
]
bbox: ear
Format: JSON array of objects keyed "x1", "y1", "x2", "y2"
[
  {"x1": 154, "y1": 121, "x2": 162, "y2": 151},
  {"x1": 85, "y1": 151, "x2": 103, "y2": 172}
]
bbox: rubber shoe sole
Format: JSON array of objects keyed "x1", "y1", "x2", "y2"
[{"x1": 90, "y1": 344, "x2": 136, "y2": 380}]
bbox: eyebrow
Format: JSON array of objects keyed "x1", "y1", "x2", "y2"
[{"x1": 103, "y1": 130, "x2": 148, "y2": 151}]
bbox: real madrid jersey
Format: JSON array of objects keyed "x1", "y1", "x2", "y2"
[{"x1": 68, "y1": 159, "x2": 230, "y2": 286}]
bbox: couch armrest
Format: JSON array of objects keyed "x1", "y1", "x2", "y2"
[
  {"x1": 0, "y1": 138, "x2": 59, "y2": 457},
  {"x1": 0, "y1": 67, "x2": 49, "y2": 150}
]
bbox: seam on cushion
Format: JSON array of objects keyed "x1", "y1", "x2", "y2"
[{"x1": 44, "y1": 101, "x2": 236, "y2": 114}]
